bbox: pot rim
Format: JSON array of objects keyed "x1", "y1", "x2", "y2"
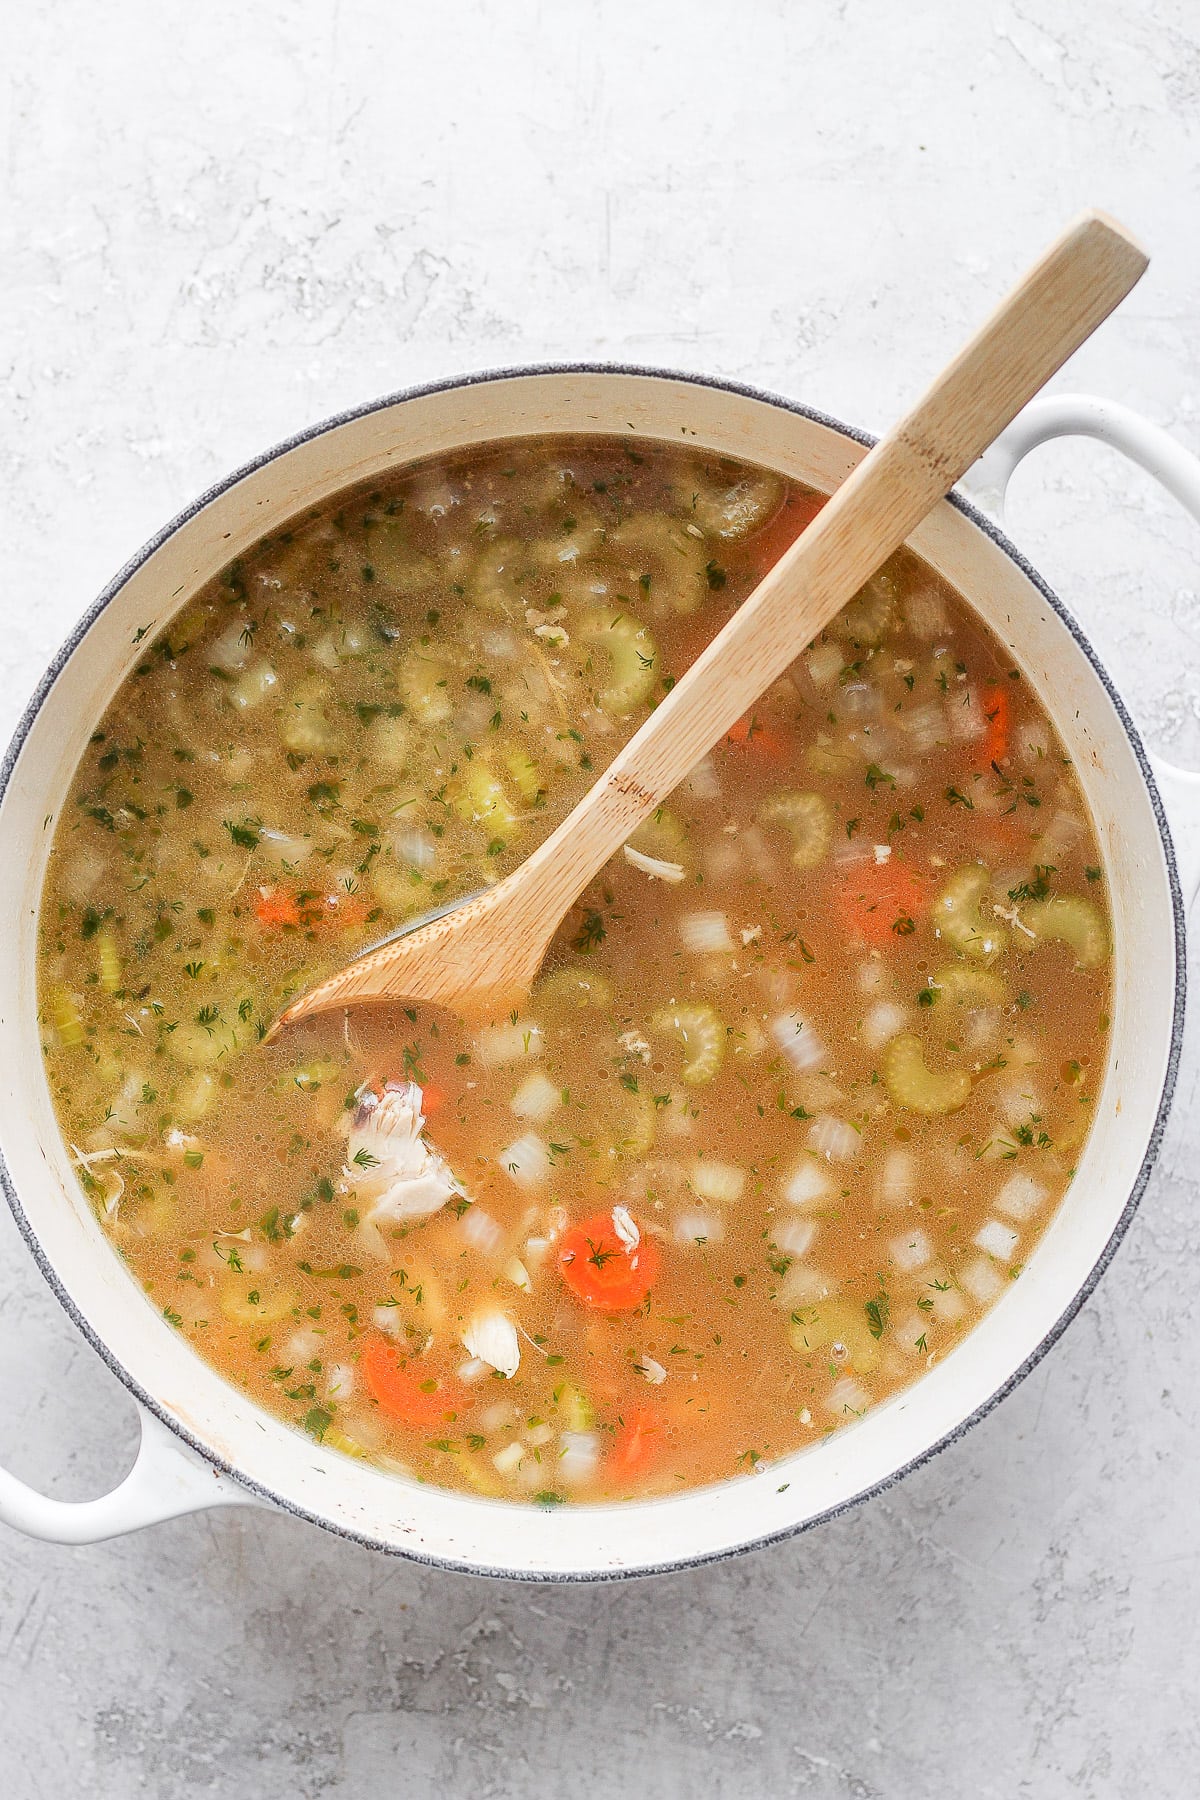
[{"x1": 0, "y1": 362, "x2": 1185, "y2": 1579}]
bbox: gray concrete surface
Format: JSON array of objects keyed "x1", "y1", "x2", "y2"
[{"x1": 3, "y1": 3, "x2": 1200, "y2": 1794}]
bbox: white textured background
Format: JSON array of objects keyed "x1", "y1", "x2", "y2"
[{"x1": 3, "y1": 3, "x2": 1200, "y2": 1794}]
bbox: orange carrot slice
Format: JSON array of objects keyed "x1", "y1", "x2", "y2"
[
  {"x1": 558, "y1": 1213, "x2": 660, "y2": 1311},
  {"x1": 361, "y1": 1338, "x2": 463, "y2": 1426}
]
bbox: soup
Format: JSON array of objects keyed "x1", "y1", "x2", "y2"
[{"x1": 37, "y1": 436, "x2": 1111, "y2": 1503}]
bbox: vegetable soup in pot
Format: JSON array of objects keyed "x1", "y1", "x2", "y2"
[{"x1": 37, "y1": 436, "x2": 1111, "y2": 1503}]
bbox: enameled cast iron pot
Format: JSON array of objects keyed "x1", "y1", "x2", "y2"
[{"x1": 1, "y1": 370, "x2": 1198, "y2": 1578}]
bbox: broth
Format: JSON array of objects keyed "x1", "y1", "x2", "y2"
[{"x1": 37, "y1": 436, "x2": 1111, "y2": 1502}]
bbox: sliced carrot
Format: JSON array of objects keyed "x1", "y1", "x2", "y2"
[
  {"x1": 254, "y1": 888, "x2": 302, "y2": 927},
  {"x1": 612, "y1": 1407, "x2": 664, "y2": 1477},
  {"x1": 725, "y1": 712, "x2": 788, "y2": 758},
  {"x1": 361, "y1": 1337, "x2": 463, "y2": 1427},
  {"x1": 558, "y1": 1212, "x2": 660, "y2": 1311},
  {"x1": 980, "y1": 682, "x2": 1011, "y2": 769},
  {"x1": 838, "y1": 859, "x2": 926, "y2": 947},
  {"x1": 419, "y1": 1083, "x2": 447, "y2": 1117},
  {"x1": 254, "y1": 887, "x2": 369, "y2": 930}
]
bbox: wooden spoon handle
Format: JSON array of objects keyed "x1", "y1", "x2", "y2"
[{"x1": 515, "y1": 210, "x2": 1147, "y2": 922}]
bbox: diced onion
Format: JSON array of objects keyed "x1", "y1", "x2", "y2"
[
  {"x1": 679, "y1": 911, "x2": 734, "y2": 954},
  {"x1": 773, "y1": 1216, "x2": 817, "y2": 1259},
  {"x1": 806, "y1": 642, "x2": 844, "y2": 686},
  {"x1": 459, "y1": 1205, "x2": 505, "y2": 1256},
  {"x1": 783, "y1": 1162, "x2": 830, "y2": 1209},
  {"x1": 497, "y1": 1133, "x2": 550, "y2": 1189},
  {"x1": 898, "y1": 701, "x2": 947, "y2": 757},
  {"x1": 857, "y1": 959, "x2": 886, "y2": 995},
  {"x1": 208, "y1": 619, "x2": 253, "y2": 671},
  {"x1": 258, "y1": 827, "x2": 312, "y2": 869},
  {"x1": 960, "y1": 1256, "x2": 1005, "y2": 1303},
  {"x1": 948, "y1": 685, "x2": 987, "y2": 743},
  {"x1": 326, "y1": 1362, "x2": 355, "y2": 1400},
  {"x1": 904, "y1": 586, "x2": 948, "y2": 638},
  {"x1": 493, "y1": 1440, "x2": 525, "y2": 1475},
  {"x1": 510, "y1": 1072, "x2": 561, "y2": 1122},
  {"x1": 394, "y1": 826, "x2": 437, "y2": 870},
  {"x1": 994, "y1": 1173, "x2": 1047, "y2": 1222},
  {"x1": 929, "y1": 1280, "x2": 967, "y2": 1324},
  {"x1": 457, "y1": 1357, "x2": 492, "y2": 1384},
  {"x1": 674, "y1": 1210, "x2": 723, "y2": 1247},
  {"x1": 685, "y1": 756, "x2": 721, "y2": 800},
  {"x1": 372, "y1": 1305, "x2": 403, "y2": 1337},
  {"x1": 687, "y1": 1161, "x2": 746, "y2": 1206},
  {"x1": 1017, "y1": 720, "x2": 1051, "y2": 763},
  {"x1": 825, "y1": 1375, "x2": 871, "y2": 1417},
  {"x1": 841, "y1": 681, "x2": 879, "y2": 717},
  {"x1": 770, "y1": 1011, "x2": 826, "y2": 1071},
  {"x1": 806, "y1": 1114, "x2": 860, "y2": 1162},
  {"x1": 558, "y1": 1431, "x2": 600, "y2": 1487},
  {"x1": 892, "y1": 1310, "x2": 931, "y2": 1357},
  {"x1": 861, "y1": 1002, "x2": 906, "y2": 1050},
  {"x1": 477, "y1": 1021, "x2": 544, "y2": 1068},
  {"x1": 888, "y1": 1227, "x2": 932, "y2": 1273},
  {"x1": 504, "y1": 1256, "x2": 532, "y2": 1292},
  {"x1": 974, "y1": 1219, "x2": 1019, "y2": 1262},
  {"x1": 778, "y1": 1264, "x2": 836, "y2": 1307}
]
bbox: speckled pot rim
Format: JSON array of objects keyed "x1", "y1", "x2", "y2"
[{"x1": 0, "y1": 363, "x2": 1185, "y2": 1581}]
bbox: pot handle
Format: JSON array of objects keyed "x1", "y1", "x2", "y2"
[
  {"x1": 0, "y1": 1402, "x2": 254, "y2": 1544},
  {"x1": 968, "y1": 393, "x2": 1200, "y2": 904}
]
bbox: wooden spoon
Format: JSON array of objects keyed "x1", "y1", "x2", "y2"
[{"x1": 273, "y1": 210, "x2": 1146, "y2": 1034}]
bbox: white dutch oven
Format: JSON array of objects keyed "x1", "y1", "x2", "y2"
[{"x1": 1, "y1": 371, "x2": 1198, "y2": 1578}]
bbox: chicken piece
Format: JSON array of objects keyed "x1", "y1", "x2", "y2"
[{"x1": 346, "y1": 1081, "x2": 463, "y2": 1223}]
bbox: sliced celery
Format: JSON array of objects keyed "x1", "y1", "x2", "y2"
[
  {"x1": 653, "y1": 1003, "x2": 725, "y2": 1085},
  {"x1": 933, "y1": 865, "x2": 1007, "y2": 962},
  {"x1": 883, "y1": 1033, "x2": 972, "y2": 1116},
  {"x1": 758, "y1": 790, "x2": 834, "y2": 869},
  {"x1": 577, "y1": 609, "x2": 659, "y2": 716},
  {"x1": 1023, "y1": 895, "x2": 1108, "y2": 968}
]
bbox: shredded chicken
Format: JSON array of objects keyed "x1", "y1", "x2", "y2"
[
  {"x1": 346, "y1": 1081, "x2": 464, "y2": 1223},
  {"x1": 462, "y1": 1308, "x2": 520, "y2": 1378}
]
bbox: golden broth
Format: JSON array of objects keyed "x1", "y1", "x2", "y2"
[{"x1": 37, "y1": 437, "x2": 1110, "y2": 1502}]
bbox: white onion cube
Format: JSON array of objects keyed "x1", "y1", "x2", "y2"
[
  {"x1": 558, "y1": 1431, "x2": 600, "y2": 1487},
  {"x1": 771, "y1": 1012, "x2": 825, "y2": 1071},
  {"x1": 861, "y1": 1002, "x2": 906, "y2": 1050},
  {"x1": 975, "y1": 1219, "x2": 1019, "y2": 1262},
  {"x1": 889, "y1": 1227, "x2": 932, "y2": 1273},
  {"x1": 806, "y1": 1114, "x2": 861, "y2": 1162},
  {"x1": 773, "y1": 1217, "x2": 817, "y2": 1259},
  {"x1": 477, "y1": 1021, "x2": 544, "y2": 1068},
  {"x1": 674, "y1": 1210, "x2": 723, "y2": 1247},
  {"x1": 879, "y1": 1148, "x2": 914, "y2": 1208},
  {"x1": 994, "y1": 1173, "x2": 1048, "y2": 1222},
  {"x1": 510, "y1": 1072, "x2": 562, "y2": 1123},
  {"x1": 784, "y1": 1162, "x2": 830, "y2": 1209},
  {"x1": 825, "y1": 1376, "x2": 871, "y2": 1417},
  {"x1": 679, "y1": 911, "x2": 734, "y2": 954},
  {"x1": 497, "y1": 1133, "x2": 549, "y2": 1189},
  {"x1": 960, "y1": 1255, "x2": 1005, "y2": 1303},
  {"x1": 806, "y1": 642, "x2": 844, "y2": 686},
  {"x1": 688, "y1": 1161, "x2": 745, "y2": 1206}
]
